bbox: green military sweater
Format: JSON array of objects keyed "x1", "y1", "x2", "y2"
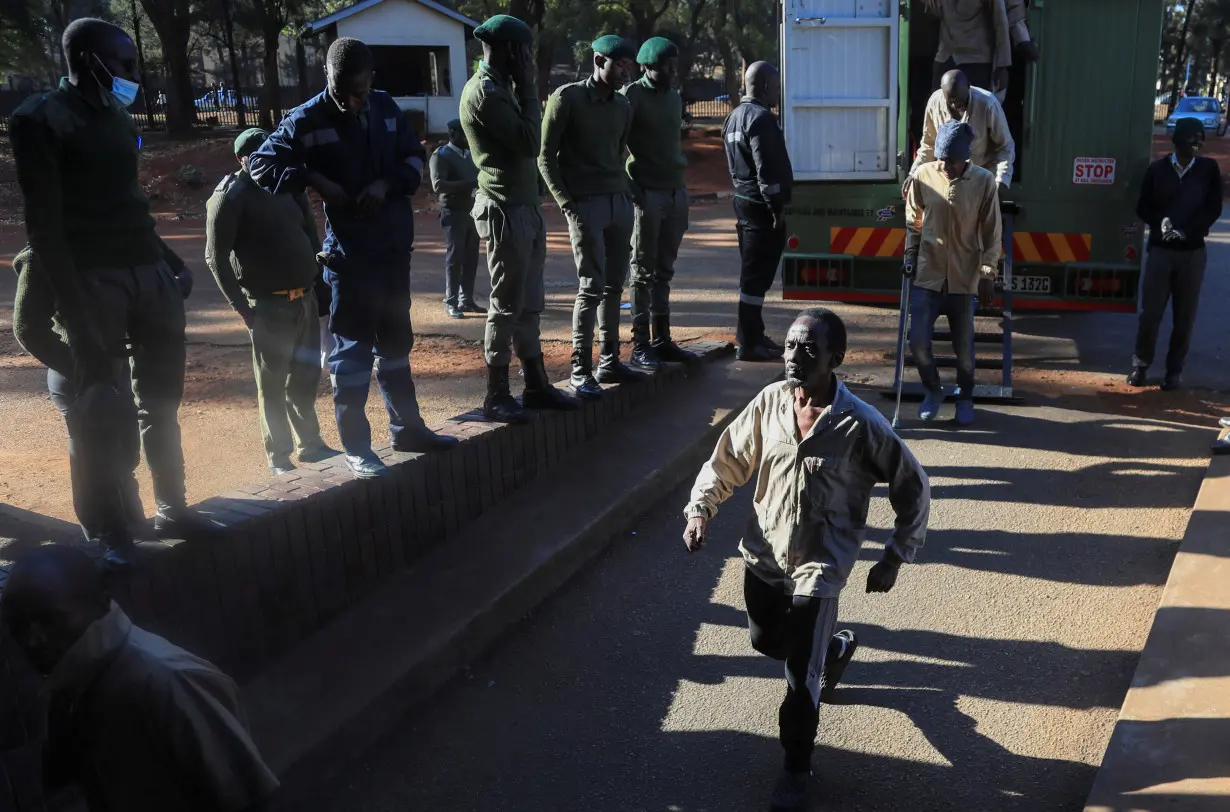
[
  {"x1": 539, "y1": 77, "x2": 633, "y2": 208},
  {"x1": 8, "y1": 78, "x2": 162, "y2": 309},
  {"x1": 204, "y1": 169, "x2": 320, "y2": 312},
  {"x1": 459, "y1": 62, "x2": 542, "y2": 207},
  {"x1": 429, "y1": 143, "x2": 479, "y2": 211},
  {"x1": 620, "y1": 76, "x2": 687, "y2": 191}
]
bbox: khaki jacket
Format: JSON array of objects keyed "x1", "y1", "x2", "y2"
[
  {"x1": 906, "y1": 161, "x2": 1003, "y2": 295},
  {"x1": 45, "y1": 603, "x2": 279, "y2": 811},
  {"x1": 909, "y1": 86, "x2": 1016, "y2": 187},
  {"x1": 685, "y1": 380, "x2": 930, "y2": 598}
]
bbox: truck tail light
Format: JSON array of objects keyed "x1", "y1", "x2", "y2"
[{"x1": 787, "y1": 235, "x2": 800, "y2": 250}]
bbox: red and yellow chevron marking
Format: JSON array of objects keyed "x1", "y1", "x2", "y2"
[
  {"x1": 1012, "y1": 232, "x2": 1091, "y2": 263},
  {"x1": 828, "y1": 227, "x2": 1092, "y2": 263},
  {"x1": 829, "y1": 227, "x2": 906, "y2": 257}
]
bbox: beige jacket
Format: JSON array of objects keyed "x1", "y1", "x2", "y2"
[
  {"x1": 685, "y1": 380, "x2": 930, "y2": 598},
  {"x1": 909, "y1": 86, "x2": 1016, "y2": 187},
  {"x1": 906, "y1": 161, "x2": 1003, "y2": 295},
  {"x1": 45, "y1": 603, "x2": 279, "y2": 811},
  {"x1": 933, "y1": 0, "x2": 1013, "y2": 69}
]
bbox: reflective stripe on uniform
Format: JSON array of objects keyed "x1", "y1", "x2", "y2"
[
  {"x1": 302, "y1": 128, "x2": 340, "y2": 148},
  {"x1": 725, "y1": 131, "x2": 745, "y2": 144},
  {"x1": 375, "y1": 355, "x2": 410, "y2": 371},
  {"x1": 330, "y1": 369, "x2": 372, "y2": 388},
  {"x1": 739, "y1": 291, "x2": 765, "y2": 306},
  {"x1": 405, "y1": 156, "x2": 424, "y2": 173},
  {"x1": 384, "y1": 117, "x2": 397, "y2": 132}
]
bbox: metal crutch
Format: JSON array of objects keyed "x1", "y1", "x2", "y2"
[{"x1": 891, "y1": 273, "x2": 913, "y2": 430}]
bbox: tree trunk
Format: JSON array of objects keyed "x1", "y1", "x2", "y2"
[
  {"x1": 260, "y1": 23, "x2": 281, "y2": 130},
  {"x1": 141, "y1": 0, "x2": 196, "y2": 137},
  {"x1": 295, "y1": 32, "x2": 309, "y2": 99},
  {"x1": 129, "y1": 0, "x2": 155, "y2": 127},
  {"x1": 220, "y1": 0, "x2": 247, "y2": 128},
  {"x1": 1168, "y1": 0, "x2": 1199, "y2": 106}
]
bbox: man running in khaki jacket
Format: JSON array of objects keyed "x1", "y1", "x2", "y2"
[{"x1": 681, "y1": 308, "x2": 930, "y2": 812}]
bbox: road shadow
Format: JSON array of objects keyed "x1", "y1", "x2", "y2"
[
  {"x1": 1088, "y1": 717, "x2": 1230, "y2": 801},
  {"x1": 313, "y1": 483, "x2": 1126, "y2": 812},
  {"x1": 923, "y1": 460, "x2": 1199, "y2": 509}
]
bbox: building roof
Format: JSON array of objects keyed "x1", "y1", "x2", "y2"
[{"x1": 304, "y1": 0, "x2": 478, "y2": 35}]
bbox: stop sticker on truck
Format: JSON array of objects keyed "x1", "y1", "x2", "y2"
[{"x1": 1073, "y1": 157, "x2": 1117, "y2": 185}]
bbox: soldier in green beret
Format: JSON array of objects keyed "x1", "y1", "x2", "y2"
[
  {"x1": 204, "y1": 127, "x2": 337, "y2": 476},
  {"x1": 541, "y1": 34, "x2": 640, "y2": 399},
  {"x1": 460, "y1": 14, "x2": 579, "y2": 422},
  {"x1": 621, "y1": 36, "x2": 697, "y2": 368}
]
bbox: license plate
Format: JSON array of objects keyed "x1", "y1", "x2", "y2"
[{"x1": 1009, "y1": 275, "x2": 1052, "y2": 294}]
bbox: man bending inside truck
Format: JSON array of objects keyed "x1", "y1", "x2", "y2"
[
  {"x1": 908, "y1": 69, "x2": 1015, "y2": 199},
  {"x1": 904, "y1": 120, "x2": 1002, "y2": 427},
  {"x1": 681, "y1": 308, "x2": 930, "y2": 812},
  {"x1": 926, "y1": 0, "x2": 1012, "y2": 97},
  {"x1": 1129, "y1": 116, "x2": 1223, "y2": 392}
]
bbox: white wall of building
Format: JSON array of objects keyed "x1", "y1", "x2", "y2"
[{"x1": 336, "y1": 0, "x2": 469, "y2": 133}]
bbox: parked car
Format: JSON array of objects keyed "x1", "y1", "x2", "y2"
[{"x1": 1166, "y1": 96, "x2": 1227, "y2": 137}]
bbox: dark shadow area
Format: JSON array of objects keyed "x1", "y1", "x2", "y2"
[
  {"x1": 857, "y1": 527, "x2": 1176, "y2": 588},
  {"x1": 924, "y1": 460, "x2": 1199, "y2": 509},
  {"x1": 1090, "y1": 717, "x2": 1230, "y2": 799},
  {"x1": 311, "y1": 483, "x2": 1117, "y2": 812},
  {"x1": 901, "y1": 407, "x2": 1212, "y2": 461},
  {"x1": 1127, "y1": 607, "x2": 1230, "y2": 689}
]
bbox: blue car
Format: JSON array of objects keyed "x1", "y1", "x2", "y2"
[{"x1": 1166, "y1": 96, "x2": 1227, "y2": 137}]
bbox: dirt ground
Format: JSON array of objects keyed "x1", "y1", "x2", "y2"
[{"x1": 1, "y1": 129, "x2": 1227, "y2": 527}]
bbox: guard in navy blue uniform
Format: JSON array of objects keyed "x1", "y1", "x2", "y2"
[
  {"x1": 722, "y1": 61, "x2": 793, "y2": 363},
  {"x1": 249, "y1": 37, "x2": 458, "y2": 478}
]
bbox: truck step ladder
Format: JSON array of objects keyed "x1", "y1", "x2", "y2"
[{"x1": 885, "y1": 205, "x2": 1024, "y2": 404}]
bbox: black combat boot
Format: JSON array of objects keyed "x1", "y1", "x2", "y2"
[
  {"x1": 483, "y1": 364, "x2": 533, "y2": 423},
  {"x1": 522, "y1": 354, "x2": 581, "y2": 410},
  {"x1": 595, "y1": 341, "x2": 645, "y2": 384},
  {"x1": 569, "y1": 347, "x2": 604, "y2": 400},
  {"x1": 629, "y1": 341, "x2": 662, "y2": 373},
  {"x1": 651, "y1": 316, "x2": 700, "y2": 363}
]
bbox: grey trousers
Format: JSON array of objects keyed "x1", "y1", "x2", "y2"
[
  {"x1": 568, "y1": 192, "x2": 634, "y2": 350},
  {"x1": 473, "y1": 194, "x2": 546, "y2": 367},
  {"x1": 249, "y1": 291, "x2": 324, "y2": 467},
  {"x1": 441, "y1": 207, "x2": 480, "y2": 308},
  {"x1": 1133, "y1": 245, "x2": 1207, "y2": 374},
  {"x1": 630, "y1": 187, "x2": 689, "y2": 343}
]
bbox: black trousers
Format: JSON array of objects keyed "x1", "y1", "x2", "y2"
[
  {"x1": 744, "y1": 566, "x2": 841, "y2": 774},
  {"x1": 1132, "y1": 245, "x2": 1207, "y2": 375},
  {"x1": 734, "y1": 197, "x2": 786, "y2": 349},
  {"x1": 931, "y1": 59, "x2": 993, "y2": 92}
]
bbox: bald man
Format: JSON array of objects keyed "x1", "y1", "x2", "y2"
[
  {"x1": 908, "y1": 69, "x2": 1015, "y2": 197},
  {"x1": 723, "y1": 61, "x2": 794, "y2": 363},
  {"x1": 2, "y1": 545, "x2": 279, "y2": 811}
]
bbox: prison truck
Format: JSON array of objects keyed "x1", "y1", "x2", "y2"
[{"x1": 778, "y1": 0, "x2": 1163, "y2": 314}]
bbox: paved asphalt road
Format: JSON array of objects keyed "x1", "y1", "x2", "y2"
[{"x1": 318, "y1": 397, "x2": 1209, "y2": 812}]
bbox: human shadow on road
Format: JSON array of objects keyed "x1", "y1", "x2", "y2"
[
  {"x1": 856, "y1": 527, "x2": 1176, "y2": 588},
  {"x1": 902, "y1": 407, "x2": 1210, "y2": 461},
  {"x1": 1086, "y1": 717, "x2": 1230, "y2": 799},
  {"x1": 1122, "y1": 606, "x2": 1230, "y2": 688}
]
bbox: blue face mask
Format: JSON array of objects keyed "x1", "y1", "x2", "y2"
[{"x1": 93, "y1": 56, "x2": 140, "y2": 108}]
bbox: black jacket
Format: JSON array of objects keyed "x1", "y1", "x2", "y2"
[
  {"x1": 1136, "y1": 155, "x2": 1223, "y2": 251},
  {"x1": 722, "y1": 97, "x2": 793, "y2": 213}
]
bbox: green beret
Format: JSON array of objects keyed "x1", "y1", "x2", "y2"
[
  {"x1": 592, "y1": 34, "x2": 637, "y2": 61},
  {"x1": 1173, "y1": 116, "x2": 1205, "y2": 142},
  {"x1": 233, "y1": 128, "x2": 268, "y2": 157},
  {"x1": 474, "y1": 14, "x2": 534, "y2": 45},
  {"x1": 637, "y1": 37, "x2": 678, "y2": 66}
]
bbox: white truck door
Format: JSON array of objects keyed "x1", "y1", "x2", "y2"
[{"x1": 781, "y1": 0, "x2": 900, "y2": 181}]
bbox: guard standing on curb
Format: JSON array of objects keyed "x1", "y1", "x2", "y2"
[
  {"x1": 723, "y1": 61, "x2": 793, "y2": 363},
  {"x1": 431, "y1": 119, "x2": 482, "y2": 319},
  {"x1": 540, "y1": 34, "x2": 639, "y2": 400},
  {"x1": 205, "y1": 128, "x2": 337, "y2": 476},
  {"x1": 460, "y1": 14, "x2": 580, "y2": 423},
  {"x1": 1128, "y1": 116, "x2": 1223, "y2": 392},
  {"x1": 9, "y1": 18, "x2": 205, "y2": 568},
  {"x1": 250, "y1": 37, "x2": 458, "y2": 479},
  {"x1": 681, "y1": 308, "x2": 930, "y2": 812},
  {"x1": 621, "y1": 36, "x2": 698, "y2": 368}
]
